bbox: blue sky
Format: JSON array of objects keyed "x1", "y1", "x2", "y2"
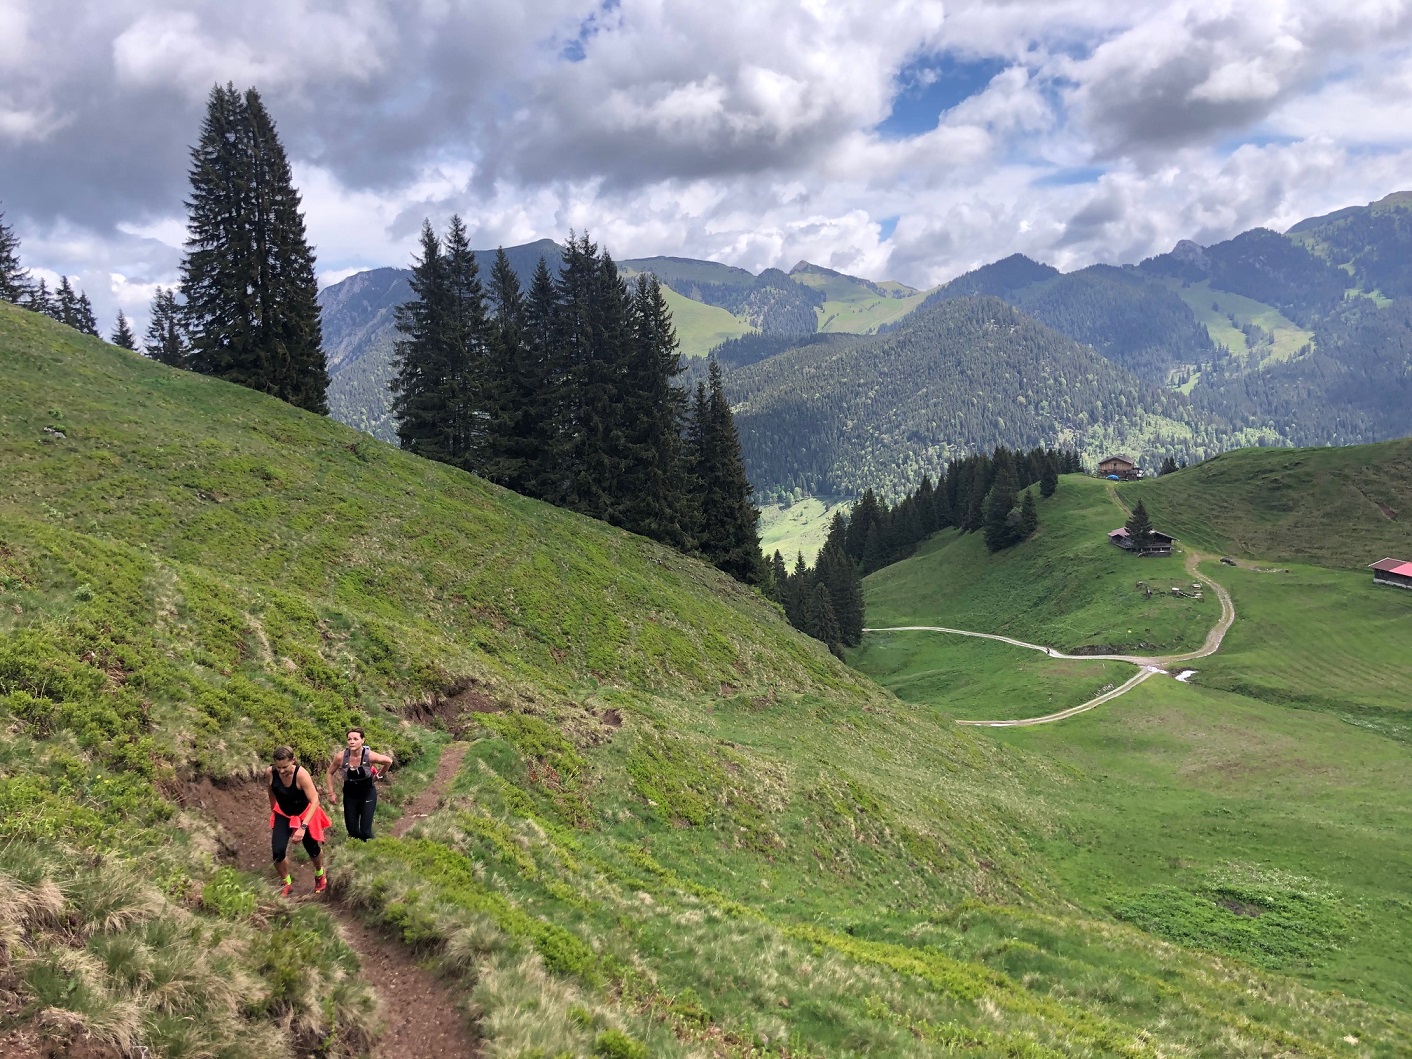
[{"x1": 2, "y1": 0, "x2": 1410, "y2": 330}]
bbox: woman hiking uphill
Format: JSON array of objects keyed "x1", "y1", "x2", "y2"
[
  {"x1": 325, "y1": 727, "x2": 393, "y2": 841},
  {"x1": 266, "y1": 746, "x2": 332, "y2": 896}
]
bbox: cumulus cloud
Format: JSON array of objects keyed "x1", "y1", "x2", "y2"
[{"x1": 1, "y1": 0, "x2": 1410, "y2": 335}]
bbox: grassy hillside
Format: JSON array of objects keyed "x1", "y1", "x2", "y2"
[
  {"x1": 657, "y1": 283, "x2": 753, "y2": 357},
  {"x1": 758, "y1": 496, "x2": 849, "y2": 564},
  {"x1": 853, "y1": 459, "x2": 1412, "y2": 1012},
  {"x1": 5, "y1": 304, "x2": 1412, "y2": 1056},
  {"x1": 1125, "y1": 439, "x2": 1412, "y2": 568},
  {"x1": 865, "y1": 476, "x2": 1218, "y2": 655},
  {"x1": 1164, "y1": 278, "x2": 1313, "y2": 363}
]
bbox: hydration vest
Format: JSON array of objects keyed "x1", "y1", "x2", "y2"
[{"x1": 342, "y1": 746, "x2": 375, "y2": 789}]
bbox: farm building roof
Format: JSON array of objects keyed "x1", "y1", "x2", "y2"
[
  {"x1": 1369, "y1": 557, "x2": 1412, "y2": 576},
  {"x1": 1109, "y1": 527, "x2": 1175, "y2": 542},
  {"x1": 1101, "y1": 454, "x2": 1137, "y2": 465}
]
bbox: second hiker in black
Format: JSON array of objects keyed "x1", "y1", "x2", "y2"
[{"x1": 325, "y1": 727, "x2": 394, "y2": 841}]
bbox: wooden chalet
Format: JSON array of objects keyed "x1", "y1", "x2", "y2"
[
  {"x1": 1098, "y1": 454, "x2": 1141, "y2": 480},
  {"x1": 1369, "y1": 557, "x2": 1412, "y2": 590},
  {"x1": 1109, "y1": 526, "x2": 1175, "y2": 557}
]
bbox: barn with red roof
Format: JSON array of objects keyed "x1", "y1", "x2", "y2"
[{"x1": 1369, "y1": 557, "x2": 1412, "y2": 590}]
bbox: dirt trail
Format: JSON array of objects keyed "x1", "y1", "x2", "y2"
[
  {"x1": 185, "y1": 742, "x2": 479, "y2": 1058},
  {"x1": 865, "y1": 485, "x2": 1238, "y2": 727}
]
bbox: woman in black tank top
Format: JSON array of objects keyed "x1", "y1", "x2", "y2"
[
  {"x1": 324, "y1": 727, "x2": 394, "y2": 841},
  {"x1": 266, "y1": 746, "x2": 330, "y2": 896}
]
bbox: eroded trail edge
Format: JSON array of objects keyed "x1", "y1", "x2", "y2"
[
  {"x1": 187, "y1": 741, "x2": 479, "y2": 1058},
  {"x1": 866, "y1": 552, "x2": 1235, "y2": 727}
]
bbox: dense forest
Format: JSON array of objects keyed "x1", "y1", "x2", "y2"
[{"x1": 925, "y1": 259, "x2": 1216, "y2": 383}]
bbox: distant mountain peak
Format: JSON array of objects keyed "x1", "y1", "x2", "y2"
[{"x1": 1168, "y1": 239, "x2": 1210, "y2": 272}]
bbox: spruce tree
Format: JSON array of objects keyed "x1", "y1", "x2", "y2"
[
  {"x1": 0, "y1": 206, "x2": 29, "y2": 303},
  {"x1": 692, "y1": 359, "x2": 763, "y2": 584},
  {"x1": 522, "y1": 256, "x2": 566, "y2": 501},
  {"x1": 1040, "y1": 456, "x2": 1058, "y2": 498},
  {"x1": 983, "y1": 454, "x2": 1019, "y2": 552},
  {"x1": 619, "y1": 273, "x2": 690, "y2": 548},
  {"x1": 391, "y1": 221, "x2": 454, "y2": 461},
  {"x1": 182, "y1": 84, "x2": 327, "y2": 414},
  {"x1": 1019, "y1": 489, "x2": 1039, "y2": 539},
  {"x1": 555, "y1": 233, "x2": 630, "y2": 521},
  {"x1": 144, "y1": 287, "x2": 190, "y2": 367},
  {"x1": 110, "y1": 310, "x2": 137, "y2": 350},
  {"x1": 803, "y1": 582, "x2": 844, "y2": 657},
  {"x1": 72, "y1": 290, "x2": 99, "y2": 336},
  {"x1": 440, "y1": 215, "x2": 490, "y2": 470},
  {"x1": 27, "y1": 278, "x2": 54, "y2": 318},
  {"x1": 1125, "y1": 499, "x2": 1154, "y2": 553},
  {"x1": 1159, "y1": 455, "x2": 1179, "y2": 476},
  {"x1": 816, "y1": 539, "x2": 865, "y2": 647},
  {"x1": 56, "y1": 277, "x2": 80, "y2": 327},
  {"x1": 482, "y1": 247, "x2": 534, "y2": 491}
]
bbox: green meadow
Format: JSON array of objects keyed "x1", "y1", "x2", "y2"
[
  {"x1": 852, "y1": 459, "x2": 1412, "y2": 1017},
  {"x1": 3, "y1": 302, "x2": 1412, "y2": 1056}
]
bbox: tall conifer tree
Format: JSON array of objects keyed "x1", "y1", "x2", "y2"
[
  {"x1": 110, "y1": 310, "x2": 137, "y2": 350},
  {"x1": 440, "y1": 216, "x2": 491, "y2": 470},
  {"x1": 522, "y1": 256, "x2": 566, "y2": 501},
  {"x1": 391, "y1": 221, "x2": 454, "y2": 461},
  {"x1": 482, "y1": 248, "x2": 533, "y2": 491},
  {"x1": 619, "y1": 274, "x2": 690, "y2": 548},
  {"x1": 0, "y1": 206, "x2": 29, "y2": 303},
  {"x1": 144, "y1": 288, "x2": 189, "y2": 367},
  {"x1": 182, "y1": 84, "x2": 327, "y2": 413},
  {"x1": 692, "y1": 359, "x2": 763, "y2": 583}
]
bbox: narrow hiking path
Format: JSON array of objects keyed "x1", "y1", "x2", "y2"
[
  {"x1": 864, "y1": 487, "x2": 1238, "y2": 727},
  {"x1": 185, "y1": 741, "x2": 478, "y2": 1058}
]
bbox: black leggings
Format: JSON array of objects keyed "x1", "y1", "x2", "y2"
[
  {"x1": 343, "y1": 783, "x2": 377, "y2": 841},
  {"x1": 271, "y1": 815, "x2": 321, "y2": 863}
]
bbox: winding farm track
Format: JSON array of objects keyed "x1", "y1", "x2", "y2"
[{"x1": 865, "y1": 546, "x2": 1238, "y2": 727}]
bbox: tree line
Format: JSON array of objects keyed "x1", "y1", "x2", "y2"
[
  {"x1": 766, "y1": 443, "x2": 1081, "y2": 656},
  {"x1": 390, "y1": 221, "x2": 764, "y2": 584}
]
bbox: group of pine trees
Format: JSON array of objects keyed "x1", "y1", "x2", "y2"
[
  {"x1": 390, "y1": 222, "x2": 763, "y2": 583},
  {"x1": 764, "y1": 513, "x2": 864, "y2": 658},
  {"x1": 2, "y1": 85, "x2": 325, "y2": 416},
  {"x1": 0, "y1": 209, "x2": 103, "y2": 336}
]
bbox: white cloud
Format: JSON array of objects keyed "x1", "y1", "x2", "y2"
[{"x1": 1, "y1": 0, "x2": 1410, "y2": 305}]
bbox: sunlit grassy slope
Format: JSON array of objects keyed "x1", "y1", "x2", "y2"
[
  {"x1": 1165, "y1": 278, "x2": 1314, "y2": 362},
  {"x1": 1124, "y1": 439, "x2": 1412, "y2": 568},
  {"x1": 4, "y1": 304, "x2": 1411, "y2": 1055},
  {"x1": 866, "y1": 475, "x2": 1218, "y2": 655},
  {"x1": 658, "y1": 283, "x2": 753, "y2": 357},
  {"x1": 852, "y1": 461, "x2": 1412, "y2": 1014},
  {"x1": 758, "y1": 496, "x2": 850, "y2": 563}
]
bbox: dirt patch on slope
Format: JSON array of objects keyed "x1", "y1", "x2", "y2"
[
  {"x1": 184, "y1": 746, "x2": 481, "y2": 1058},
  {"x1": 402, "y1": 680, "x2": 504, "y2": 731}
]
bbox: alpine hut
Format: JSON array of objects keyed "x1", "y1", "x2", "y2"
[
  {"x1": 1108, "y1": 527, "x2": 1175, "y2": 557},
  {"x1": 1369, "y1": 557, "x2": 1412, "y2": 590},
  {"x1": 1098, "y1": 454, "x2": 1141, "y2": 480}
]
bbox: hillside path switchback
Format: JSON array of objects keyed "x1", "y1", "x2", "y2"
[
  {"x1": 185, "y1": 741, "x2": 479, "y2": 1058},
  {"x1": 865, "y1": 547, "x2": 1236, "y2": 727}
]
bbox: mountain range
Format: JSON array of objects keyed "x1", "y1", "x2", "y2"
[{"x1": 320, "y1": 192, "x2": 1412, "y2": 498}]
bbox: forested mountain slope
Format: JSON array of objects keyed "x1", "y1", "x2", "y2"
[
  {"x1": 727, "y1": 295, "x2": 1266, "y2": 499},
  {"x1": 5, "y1": 304, "x2": 1408, "y2": 1055}
]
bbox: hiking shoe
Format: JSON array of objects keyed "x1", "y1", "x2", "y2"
[
  {"x1": 280, "y1": 879, "x2": 294, "y2": 898},
  {"x1": 313, "y1": 873, "x2": 328, "y2": 895}
]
